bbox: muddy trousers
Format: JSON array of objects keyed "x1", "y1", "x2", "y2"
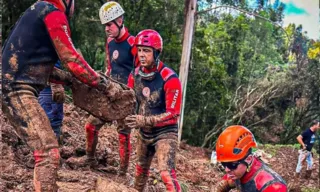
[
  {"x1": 85, "y1": 115, "x2": 131, "y2": 172},
  {"x1": 134, "y1": 133, "x2": 181, "y2": 192},
  {"x1": 2, "y1": 85, "x2": 60, "y2": 192},
  {"x1": 38, "y1": 88, "x2": 64, "y2": 139},
  {"x1": 295, "y1": 149, "x2": 313, "y2": 173}
]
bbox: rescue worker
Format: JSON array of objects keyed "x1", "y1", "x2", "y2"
[
  {"x1": 125, "y1": 29, "x2": 182, "y2": 192},
  {"x1": 214, "y1": 125, "x2": 288, "y2": 192},
  {"x1": 2, "y1": 0, "x2": 111, "y2": 191},
  {"x1": 73, "y1": 1, "x2": 138, "y2": 175},
  {"x1": 38, "y1": 61, "x2": 65, "y2": 141},
  {"x1": 295, "y1": 120, "x2": 320, "y2": 180}
]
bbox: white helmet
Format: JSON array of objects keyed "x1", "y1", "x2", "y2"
[{"x1": 99, "y1": 1, "x2": 125, "y2": 25}]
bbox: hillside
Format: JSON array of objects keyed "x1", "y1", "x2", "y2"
[{"x1": 1, "y1": 103, "x2": 319, "y2": 192}]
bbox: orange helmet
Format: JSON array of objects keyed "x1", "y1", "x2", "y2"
[{"x1": 216, "y1": 125, "x2": 257, "y2": 162}]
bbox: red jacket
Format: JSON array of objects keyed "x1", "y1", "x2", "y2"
[
  {"x1": 127, "y1": 62, "x2": 182, "y2": 129},
  {"x1": 222, "y1": 157, "x2": 287, "y2": 192},
  {"x1": 2, "y1": 0, "x2": 99, "y2": 91}
]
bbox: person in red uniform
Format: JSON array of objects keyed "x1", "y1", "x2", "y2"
[
  {"x1": 214, "y1": 125, "x2": 288, "y2": 192},
  {"x1": 2, "y1": 0, "x2": 110, "y2": 191},
  {"x1": 125, "y1": 29, "x2": 182, "y2": 192},
  {"x1": 74, "y1": 1, "x2": 138, "y2": 175}
]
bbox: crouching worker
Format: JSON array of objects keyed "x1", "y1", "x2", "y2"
[{"x1": 214, "y1": 125, "x2": 287, "y2": 192}]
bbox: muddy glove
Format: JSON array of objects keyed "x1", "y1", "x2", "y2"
[
  {"x1": 51, "y1": 83, "x2": 65, "y2": 103},
  {"x1": 124, "y1": 115, "x2": 155, "y2": 129},
  {"x1": 96, "y1": 74, "x2": 108, "y2": 91},
  {"x1": 97, "y1": 74, "x2": 133, "y2": 102},
  {"x1": 214, "y1": 180, "x2": 235, "y2": 192},
  {"x1": 49, "y1": 67, "x2": 73, "y2": 86}
]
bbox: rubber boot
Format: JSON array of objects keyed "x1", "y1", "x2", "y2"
[
  {"x1": 134, "y1": 165, "x2": 149, "y2": 192},
  {"x1": 83, "y1": 123, "x2": 99, "y2": 168},
  {"x1": 33, "y1": 148, "x2": 60, "y2": 192},
  {"x1": 160, "y1": 170, "x2": 181, "y2": 192},
  {"x1": 118, "y1": 133, "x2": 131, "y2": 175},
  {"x1": 67, "y1": 123, "x2": 98, "y2": 168}
]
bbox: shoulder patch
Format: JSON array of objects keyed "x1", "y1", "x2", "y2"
[
  {"x1": 160, "y1": 67, "x2": 176, "y2": 81},
  {"x1": 127, "y1": 36, "x2": 135, "y2": 47}
]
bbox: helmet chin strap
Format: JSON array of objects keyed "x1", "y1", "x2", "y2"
[
  {"x1": 153, "y1": 49, "x2": 160, "y2": 64},
  {"x1": 113, "y1": 19, "x2": 124, "y2": 39},
  {"x1": 244, "y1": 155, "x2": 254, "y2": 173}
]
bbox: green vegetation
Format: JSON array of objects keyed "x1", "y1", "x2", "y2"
[{"x1": 2, "y1": 0, "x2": 320, "y2": 147}]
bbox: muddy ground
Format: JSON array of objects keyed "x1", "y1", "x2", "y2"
[{"x1": 0, "y1": 103, "x2": 319, "y2": 192}]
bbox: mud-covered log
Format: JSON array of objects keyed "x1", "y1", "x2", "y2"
[{"x1": 71, "y1": 76, "x2": 136, "y2": 122}]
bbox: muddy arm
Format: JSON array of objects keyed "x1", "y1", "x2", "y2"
[{"x1": 49, "y1": 67, "x2": 73, "y2": 85}]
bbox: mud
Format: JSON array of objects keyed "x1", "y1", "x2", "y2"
[
  {"x1": 72, "y1": 78, "x2": 136, "y2": 121},
  {"x1": 10, "y1": 43, "x2": 14, "y2": 51},
  {"x1": 51, "y1": 83, "x2": 65, "y2": 103},
  {"x1": 156, "y1": 139, "x2": 177, "y2": 171},
  {"x1": 49, "y1": 67, "x2": 73, "y2": 84},
  {"x1": 149, "y1": 90, "x2": 161, "y2": 104},
  {"x1": 4, "y1": 73, "x2": 13, "y2": 81},
  {"x1": 27, "y1": 65, "x2": 55, "y2": 82},
  {"x1": 1, "y1": 103, "x2": 319, "y2": 192},
  {"x1": 9, "y1": 53, "x2": 18, "y2": 71},
  {"x1": 51, "y1": 36, "x2": 100, "y2": 86}
]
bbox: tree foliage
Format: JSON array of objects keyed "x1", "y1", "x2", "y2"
[{"x1": 2, "y1": 0, "x2": 319, "y2": 148}]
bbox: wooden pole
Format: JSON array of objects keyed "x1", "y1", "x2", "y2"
[{"x1": 178, "y1": 0, "x2": 197, "y2": 143}]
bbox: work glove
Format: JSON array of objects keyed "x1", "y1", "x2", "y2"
[
  {"x1": 51, "y1": 83, "x2": 65, "y2": 103},
  {"x1": 124, "y1": 115, "x2": 155, "y2": 129},
  {"x1": 97, "y1": 73, "x2": 134, "y2": 102},
  {"x1": 96, "y1": 75, "x2": 121, "y2": 101},
  {"x1": 214, "y1": 179, "x2": 235, "y2": 192},
  {"x1": 96, "y1": 74, "x2": 109, "y2": 92}
]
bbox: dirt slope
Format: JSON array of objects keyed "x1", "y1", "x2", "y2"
[{"x1": 0, "y1": 104, "x2": 319, "y2": 192}]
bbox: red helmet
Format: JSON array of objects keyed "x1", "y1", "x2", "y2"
[
  {"x1": 135, "y1": 29, "x2": 163, "y2": 52},
  {"x1": 216, "y1": 125, "x2": 257, "y2": 162}
]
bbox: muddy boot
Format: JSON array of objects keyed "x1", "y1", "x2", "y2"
[
  {"x1": 118, "y1": 133, "x2": 131, "y2": 175},
  {"x1": 294, "y1": 172, "x2": 300, "y2": 182},
  {"x1": 134, "y1": 174, "x2": 149, "y2": 192},
  {"x1": 134, "y1": 165, "x2": 150, "y2": 192},
  {"x1": 66, "y1": 123, "x2": 100, "y2": 168},
  {"x1": 305, "y1": 170, "x2": 312, "y2": 179},
  {"x1": 79, "y1": 122, "x2": 100, "y2": 168},
  {"x1": 33, "y1": 148, "x2": 60, "y2": 192},
  {"x1": 160, "y1": 170, "x2": 181, "y2": 192}
]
